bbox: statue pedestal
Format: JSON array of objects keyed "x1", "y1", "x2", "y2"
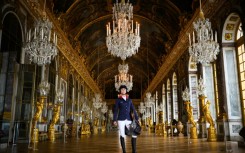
[
  {"x1": 48, "y1": 127, "x2": 55, "y2": 142},
  {"x1": 32, "y1": 128, "x2": 39, "y2": 143},
  {"x1": 190, "y1": 127, "x2": 198, "y2": 139},
  {"x1": 207, "y1": 127, "x2": 217, "y2": 142},
  {"x1": 93, "y1": 126, "x2": 98, "y2": 134}
]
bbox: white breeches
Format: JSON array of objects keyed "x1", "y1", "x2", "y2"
[{"x1": 118, "y1": 120, "x2": 137, "y2": 138}]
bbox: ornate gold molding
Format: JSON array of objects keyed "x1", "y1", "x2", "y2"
[
  {"x1": 144, "y1": 0, "x2": 226, "y2": 95},
  {"x1": 24, "y1": 0, "x2": 101, "y2": 95}
]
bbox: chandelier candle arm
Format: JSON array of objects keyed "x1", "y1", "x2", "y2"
[
  {"x1": 187, "y1": 0, "x2": 220, "y2": 64},
  {"x1": 23, "y1": 17, "x2": 58, "y2": 66},
  {"x1": 115, "y1": 63, "x2": 133, "y2": 91},
  {"x1": 106, "y1": 0, "x2": 141, "y2": 60}
]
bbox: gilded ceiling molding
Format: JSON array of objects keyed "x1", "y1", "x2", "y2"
[
  {"x1": 74, "y1": 15, "x2": 111, "y2": 40},
  {"x1": 23, "y1": 0, "x2": 101, "y2": 95},
  {"x1": 74, "y1": 14, "x2": 172, "y2": 41},
  {"x1": 144, "y1": 0, "x2": 226, "y2": 95}
]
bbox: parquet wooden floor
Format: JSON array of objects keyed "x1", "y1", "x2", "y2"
[{"x1": 0, "y1": 131, "x2": 244, "y2": 153}]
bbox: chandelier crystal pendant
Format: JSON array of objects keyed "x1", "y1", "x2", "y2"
[
  {"x1": 106, "y1": 0, "x2": 141, "y2": 60},
  {"x1": 197, "y1": 77, "x2": 205, "y2": 96},
  {"x1": 92, "y1": 93, "x2": 103, "y2": 109},
  {"x1": 23, "y1": 14, "x2": 58, "y2": 65},
  {"x1": 188, "y1": 0, "x2": 220, "y2": 64},
  {"x1": 138, "y1": 102, "x2": 146, "y2": 114},
  {"x1": 39, "y1": 80, "x2": 50, "y2": 96},
  {"x1": 182, "y1": 87, "x2": 190, "y2": 102},
  {"x1": 144, "y1": 92, "x2": 154, "y2": 108},
  {"x1": 115, "y1": 63, "x2": 133, "y2": 91},
  {"x1": 101, "y1": 102, "x2": 108, "y2": 114}
]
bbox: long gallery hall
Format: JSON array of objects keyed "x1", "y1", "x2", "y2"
[{"x1": 0, "y1": 0, "x2": 245, "y2": 153}]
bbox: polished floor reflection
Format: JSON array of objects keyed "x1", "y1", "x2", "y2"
[{"x1": 0, "y1": 131, "x2": 245, "y2": 153}]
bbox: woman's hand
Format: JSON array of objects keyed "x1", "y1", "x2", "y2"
[{"x1": 113, "y1": 121, "x2": 118, "y2": 126}]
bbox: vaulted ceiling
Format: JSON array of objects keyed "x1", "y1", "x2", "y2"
[{"x1": 50, "y1": 0, "x2": 198, "y2": 99}]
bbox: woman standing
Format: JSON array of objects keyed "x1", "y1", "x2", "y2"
[{"x1": 113, "y1": 85, "x2": 139, "y2": 153}]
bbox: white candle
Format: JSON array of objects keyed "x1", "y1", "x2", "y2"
[
  {"x1": 113, "y1": 20, "x2": 115, "y2": 31},
  {"x1": 199, "y1": 29, "x2": 201, "y2": 41},
  {"x1": 34, "y1": 27, "x2": 36, "y2": 39},
  {"x1": 53, "y1": 33, "x2": 55, "y2": 43},
  {"x1": 131, "y1": 21, "x2": 133, "y2": 33},
  {"x1": 188, "y1": 33, "x2": 191, "y2": 46},
  {"x1": 106, "y1": 25, "x2": 108, "y2": 36},
  {"x1": 29, "y1": 29, "x2": 31, "y2": 41},
  {"x1": 138, "y1": 24, "x2": 140, "y2": 35},
  {"x1": 215, "y1": 31, "x2": 217, "y2": 42},
  {"x1": 41, "y1": 28, "x2": 43, "y2": 39},
  {"x1": 193, "y1": 31, "x2": 195, "y2": 43},
  {"x1": 55, "y1": 34, "x2": 57, "y2": 45},
  {"x1": 48, "y1": 31, "x2": 51, "y2": 41}
]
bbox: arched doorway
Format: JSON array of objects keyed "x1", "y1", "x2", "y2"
[{"x1": 0, "y1": 12, "x2": 22, "y2": 143}]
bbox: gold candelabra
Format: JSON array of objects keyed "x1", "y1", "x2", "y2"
[
  {"x1": 202, "y1": 100, "x2": 217, "y2": 141},
  {"x1": 48, "y1": 103, "x2": 62, "y2": 142},
  {"x1": 185, "y1": 101, "x2": 198, "y2": 139},
  {"x1": 31, "y1": 96, "x2": 46, "y2": 143}
]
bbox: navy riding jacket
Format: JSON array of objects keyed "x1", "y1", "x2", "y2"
[{"x1": 113, "y1": 95, "x2": 139, "y2": 122}]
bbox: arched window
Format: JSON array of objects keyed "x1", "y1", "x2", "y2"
[
  {"x1": 166, "y1": 79, "x2": 171, "y2": 123},
  {"x1": 172, "y1": 73, "x2": 178, "y2": 121},
  {"x1": 188, "y1": 56, "x2": 199, "y2": 120},
  {"x1": 162, "y1": 84, "x2": 167, "y2": 122},
  {"x1": 222, "y1": 13, "x2": 243, "y2": 138},
  {"x1": 236, "y1": 23, "x2": 245, "y2": 125},
  {"x1": 202, "y1": 63, "x2": 217, "y2": 121}
]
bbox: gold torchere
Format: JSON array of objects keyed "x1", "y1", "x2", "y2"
[
  {"x1": 101, "y1": 119, "x2": 106, "y2": 133},
  {"x1": 81, "y1": 114, "x2": 91, "y2": 136},
  {"x1": 31, "y1": 96, "x2": 46, "y2": 143},
  {"x1": 93, "y1": 117, "x2": 99, "y2": 134},
  {"x1": 184, "y1": 101, "x2": 198, "y2": 139},
  {"x1": 48, "y1": 103, "x2": 62, "y2": 142},
  {"x1": 198, "y1": 95, "x2": 206, "y2": 138},
  {"x1": 202, "y1": 100, "x2": 217, "y2": 141},
  {"x1": 156, "y1": 111, "x2": 167, "y2": 136}
]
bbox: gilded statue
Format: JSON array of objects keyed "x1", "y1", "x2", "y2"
[
  {"x1": 32, "y1": 101, "x2": 44, "y2": 128},
  {"x1": 202, "y1": 100, "x2": 214, "y2": 127},
  {"x1": 48, "y1": 103, "x2": 61, "y2": 141},
  {"x1": 93, "y1": 117, "x2": 99, "y2": 127},
  {"x1": 185, "y1": 101, "x2": 196, "y2": 127},
  {"x1": 50, "y1": 103, "x2": 61, "y2": 128}
]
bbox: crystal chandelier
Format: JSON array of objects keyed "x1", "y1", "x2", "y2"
[
  {"x1": 188, "y1": 0, "x2": 219, "y2": 64},
  {"x1": 39, "y1": 81, "x2": 50, "y2": 96},
  {"x1": 156, "y1": 103, "x2": 163, "y2": 113},
  {"x1": 23, "y1": 13, "x2": 58, "y2": 65},
  {"x1": 106, "y1": 0, "x2": 141, "y2": 60},
  {"x1": 108, "y1": 109, "x2": 113, "y2": 119},
  {"x1": 144, "y1": 92, "x2": 154, "y2": 108},
  {"x1": 197, "y1": 77, "x2": 205, "y2": 96},
  {"x1": 56, "y1": 89, "x2": 64, "y2": 103},
  {"x1": 115, "y1": 63, "x2": 133, "y2": 91},
  {"x1": 101, "y1": 102, "x2": 108, "y2": 114},
  {"x1": 82, "y1": 102, "x2": 90, "y2": 113},
  {"x1": 182, "y1": 87, "x2": 190, "y2": 102},
  {"x1": 138, "y1": 102, "x2": 146, "y2": 114},
  {"x1": 92, "y1": 94, "x2": 103, "y2": 109}
]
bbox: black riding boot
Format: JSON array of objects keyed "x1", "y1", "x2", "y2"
[
  {"x1": 131, "y1": 137, "x2": 136, "y2": 153},
  {"x1": 120, "y1": 136, "x2": 126, "y2": 153}
]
